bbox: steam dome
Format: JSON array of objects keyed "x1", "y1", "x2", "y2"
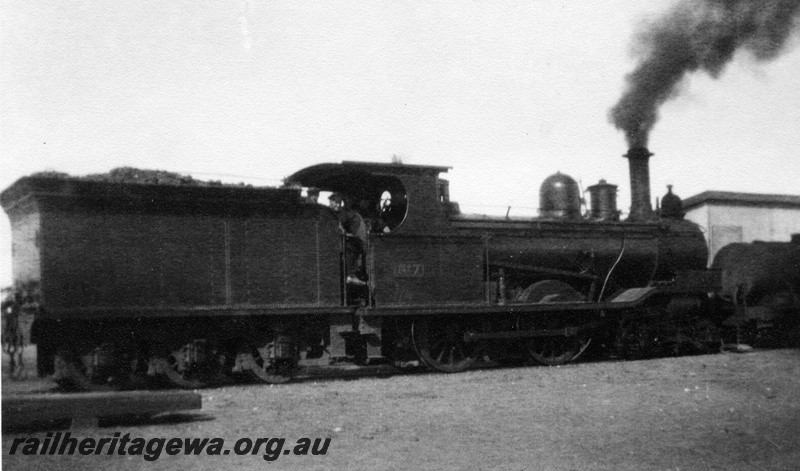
[{"x1": 539, "y1": 172, "x2": 581, "y2": 219}]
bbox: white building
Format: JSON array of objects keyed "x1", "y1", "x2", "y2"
[{"x1": 682, "y1": 191, "x2": 800, "y2": 264}]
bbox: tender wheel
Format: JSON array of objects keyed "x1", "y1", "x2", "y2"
[
  {"x1": 244, "y1": 347, "x2": 297, "y2": 384},
  {"x1": 412, "y1": 316, "x2": 480, "y2": 373},
  {"x1": 54, "y1": 344, "x2": 135, "y2": 391},
  {"x1": 234, "y1": 333, "x2": 298, "y2": 384},
  {"x1": 54, "y1": 349, "x2": 110, "y2": 391},
  {"x1": 149, "y1": 340, "x2": 228, "y2": 389}
]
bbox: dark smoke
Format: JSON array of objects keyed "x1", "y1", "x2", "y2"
[{"x1": 610, "y1": 0, "x2": 800, "y2": 148}]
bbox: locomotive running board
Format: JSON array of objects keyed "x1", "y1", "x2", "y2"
[
  {"x1": 45, "y1": 305, "x2": 356, "y2": 319},
  {"x1": 357, "y1": 286, "x2": 682, "y2": 317}
]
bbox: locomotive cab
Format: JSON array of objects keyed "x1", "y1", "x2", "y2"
[
  {"x1": 287, "y1": 161, "x2": 453, "y2": 235},
  {"x1": 287, "y1": 161, "x2": 484, "y2": 308}
]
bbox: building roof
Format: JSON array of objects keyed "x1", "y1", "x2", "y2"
[{"x1": 683, "y1": 191, "x2": 800, "y2": 210}]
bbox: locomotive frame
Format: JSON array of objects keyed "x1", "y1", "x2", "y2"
[{"x1": 1, "y1": 156, "x2": 725, "y2": 389}]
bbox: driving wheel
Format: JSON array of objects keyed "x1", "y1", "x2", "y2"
[{"x1": 412, "y1": 316, "x2": 480, "y2": 373}]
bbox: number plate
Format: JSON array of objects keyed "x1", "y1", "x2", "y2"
[{"x1": 394, "y1": 263, "x2": 424, "y2": 277}]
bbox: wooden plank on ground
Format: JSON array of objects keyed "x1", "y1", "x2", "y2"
[{"x1": 2, "y1": 391, "x2": 202, "y2": 430}]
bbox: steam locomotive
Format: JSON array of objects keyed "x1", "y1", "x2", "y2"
[
  {"x1": 1, "y1": 147, "x2": 728, "y2": 389},
  {"x1": 711, "y1": 236, "x2": 800, "y2": 347}
]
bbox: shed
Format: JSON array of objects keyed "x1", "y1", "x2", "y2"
[{"x1": 682, "y1": 191, "x2": 800, "y2": 264}]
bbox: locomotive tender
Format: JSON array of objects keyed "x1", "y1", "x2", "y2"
[{"x1": 1, "y1": 147, "x2": 723, "y2": 389}]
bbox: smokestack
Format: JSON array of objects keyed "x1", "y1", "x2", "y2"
[{"x1": 624, "y1": 147, "x2": 653, "y2": 221}]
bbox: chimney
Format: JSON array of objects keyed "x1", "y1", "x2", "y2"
[{"x1": 624, "y1": 147, "x2": 653, "y2": 221}]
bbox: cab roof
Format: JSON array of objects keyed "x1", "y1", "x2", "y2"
[{"x1": 286, "y1": 161, "x2": 450, "y2": 189}]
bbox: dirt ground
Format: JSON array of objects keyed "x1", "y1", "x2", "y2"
[{"x1": 2, "y1": 347, "x2": 799, "y2": 471}]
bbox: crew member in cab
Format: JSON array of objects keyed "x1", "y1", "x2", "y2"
[
  {"x1": 304, "y1": 188, "x2": 320, "y2": 204},
  {"x1": 328, "y1": 193, "x2": 368, "y2": 285}
]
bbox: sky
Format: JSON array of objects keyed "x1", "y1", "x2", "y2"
[{"x1": 2, "y1": 1, "x2": 799, "y2": 288}]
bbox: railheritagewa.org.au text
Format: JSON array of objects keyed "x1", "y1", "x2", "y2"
[{"x1": 8, "y1": 432, "x2": 331, "y2": 461}]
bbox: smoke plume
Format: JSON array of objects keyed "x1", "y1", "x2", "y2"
[{"x1": 610, "y1": 0, "x2": 800, "y2": 148}]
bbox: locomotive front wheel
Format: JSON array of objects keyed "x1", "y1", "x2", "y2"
[
  {"x1": 668, "y1": 318, "x2": 724, "y2": 356},
  {"x1": 412, "y1": 316, "x2": 480, "y2": 373}
]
